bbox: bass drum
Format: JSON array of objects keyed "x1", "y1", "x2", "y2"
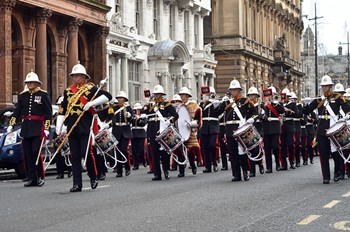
[{"x1": 176, "y1": 104, "x2": 191, "y2": 141}]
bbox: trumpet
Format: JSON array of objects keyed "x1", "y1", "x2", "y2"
[{"x1": 272, "y1": 93, "x2": 281, "y2": 103}]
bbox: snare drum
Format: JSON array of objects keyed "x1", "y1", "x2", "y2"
[
  {"x1": 326, "y1": 121, "x2": 350, "y2": 150},
  {"x1": 233, "y1": 123, "x2": 262, "y2": 152},
  {"x1": 95, "y1": 129, "x2": 118, "y2": 154},
  {"x1": 53, "y1": 132, "x2": 70, "y2": 156},
  {"x1": 156, "y1": 126, "x2": 183, "y2": 153}
]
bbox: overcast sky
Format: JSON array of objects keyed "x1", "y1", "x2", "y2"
[{"x1": 302, "y1": 0, "x2": 350, "y2": 55}]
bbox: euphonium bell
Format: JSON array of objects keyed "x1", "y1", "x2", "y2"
[{"x1": 272, "y1": 93, "x2": 281, "y2": 103}]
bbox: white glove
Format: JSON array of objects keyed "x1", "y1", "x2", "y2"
[
  {"x1": 44, "y1": 130, "x2": 50, "y2": 138},
  {"x1": 126, "y1": 112, "x2": 132, "y2": 118},
  {"x1": 7, "y1": 126, "x2": 13, "y2": 133},
  {"x1": 345, "y1": 114, "x2": 350, "y2": 120},
  {"x1": 164, "y1": 119, "x2": 171, "y2": 127},
  {"x1": 140, "y1": 114, "x2": 147, "y2": 119},
  {"x1": 55, "y1": 115, "x2": 64, "y2": 135},
  {"x1": 188, "y1": 120, "x2": 198, "y2": 128},
  {"x1": 4, "y1": 111, "x2": 12, "y2": 117},
  {"x1": 212, "y1": 100, "x2": 221, "y2": 109},
  {"x1": 83, "y1": 95, "x2": 109, "y2": 111},
  {"x1": 246, "y1": 118, "x2": 254, "y2": 124}
]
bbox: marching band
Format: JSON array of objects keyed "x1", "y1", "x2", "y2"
[{"x1": 9, "y1": 65, "x2": 350, "y2": 192}]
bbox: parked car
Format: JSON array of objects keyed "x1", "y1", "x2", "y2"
[{"x1": 0, "y1": 106, "x2": 58, "y2": 178}]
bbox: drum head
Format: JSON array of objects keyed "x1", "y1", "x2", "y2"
[
  {"x1": 326, "y1": 121, "x2": 345, "y2": 135},
  {"x1": 233, "y1": 123, "x2": 250, "y2": 137},
  {"x1": 176, "y1": 105, "x2": 191, "y2": 141}
]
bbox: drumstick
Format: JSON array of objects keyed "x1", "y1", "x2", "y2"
[{"x1": 35, "y1": 137, "x2": 46, "y2": 166}]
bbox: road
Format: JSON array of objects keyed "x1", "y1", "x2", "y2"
[{"x1": 1, "y1": 158, "x2": 350, "y2": 232}]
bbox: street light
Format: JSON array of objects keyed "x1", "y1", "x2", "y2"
[{"x1": 340, "y1": 31, "x2": 350, "y2": 87}]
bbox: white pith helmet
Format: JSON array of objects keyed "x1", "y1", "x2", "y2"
[
  {"x1": 344, "y1": 88, "x2": 350, "y2": 97},
  {"x1": 320, "y1": 75, "x2": 333, "y2": 86},
  {"x1": 228, "y1": 79, "x2": 242, "y2": 90},
  {"x1": 153, "y1": 84, "x2": 166, "y2": 95},
  {"x1": 56, "y1": 96, "x2": 64, "y2": 105},
  {"x1": 133, "y1": 102, "x2": 142, "y2": 110},
  {"x1": 172, "y1": 94, "x2": 182, "y2": 102},
  {"x1": 247, "y1": 86, "x2": 260, "y2": 96},
  {"x1": 282, "y1": 88, "x2": 291, "y2": 96},
  {"x1": 268, "y1": 86, "x2": 277, "y2": 94},
  {"x1": 69, "y1": 63, "x2": 91, "y2": 79},
  {"x1": 289, "y1": 92, "x2": 297, "y2": 99},
  {"x1": 24, "y1": 71, "x2": 42, "y2": 85},
  {"x1": 116, "y1": 91, "x2": 128, "y2": 101},
  {"x1": 334, "y1": 83, "x2": 345, "y2": 93},
  {"x1": 178, "y1": 87, "x2": 192, "y2": 97}
]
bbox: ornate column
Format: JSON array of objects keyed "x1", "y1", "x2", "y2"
[
  {"x1": 93, "y1": 26, "x2": 109, "y2": 84},
  {"x1": 121, "y1": 55, "x2": 128, "y2": 94},
  {"x1": 0, "y1": 0, "x2": 16, "y2": 107},
  {"x1": 67, "y1": 18, "x2": 82, "y2": 85},
  {"x1": 35, "y1": 8, "x2": 52, "y2": 90}
]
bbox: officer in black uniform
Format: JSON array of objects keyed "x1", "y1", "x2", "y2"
[
  {"x1": 112, "y1": 91, "x2": 133, "y2": 177},
  {"x1": 290, "y1": 92, "x2": 302, "y2": 167},
  {"x1": 131, "y1": 103, "x2": 147, "y2": 170},
  {"x1": 56, "y1": 64, "x2": 112, "y2": 192},
  {"x1": 200, "y1": 86, "x2": 220, "y2": 173},
  {"x1": 262, "y1": 87, "x2": 285, "y2": 173},
  {"x1": 142, "y1": 84, "x2": 178, "y2": 181},
  {"x1": 302, "y1": 97, "x2": 317, "y2": 165},
  {"x1": 218, "y1": 109, "x2": 228, "y2": 171},
  {"x1": 219, "y1": 80, "x2": 258, "y2": 181},
  {"x1": 8, "y1": 71, "x2": 52, "y2": 187},
  {"x1": 303, "y1": 75, "x2": 350, "y2": 184}
]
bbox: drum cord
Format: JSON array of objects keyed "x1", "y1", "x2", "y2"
[
  {"x1": 97, "y1": 144, "x2": 128, "y2": 170},
  {"x1": 170, "y1": 145, "x2": 188, "y2": 166}
]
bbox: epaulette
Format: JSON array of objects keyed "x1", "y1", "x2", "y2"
[
  {"x1": 241, "y1": 98, "x2": 250, "y2": 106},
  {"x1": 87, "y1": 82, "x2": 95, "y2": 90},
  {"x1": 163, "y1": 101, "x2": 171, "y2": 107},
  {"x1": 19, "y1": 90, "x2": 29, "y2": 95},
  {"x1": 39, "y1": 89, "x2": 47, "y2": 93}
]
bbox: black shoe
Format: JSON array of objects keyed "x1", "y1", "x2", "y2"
[
  {"x1": 250, "y1": 173, "x2": 256, "y2": 177},
  {"x1": 152, "y1": 175, "x2": 162, "y2": 181},
  {"x1": 37, "y1": 178, "x2": 45, "y2": 187},
  {"x1": 296, "y1": 163, "x2": 300, "y2": 168},
  {"x1": 213, "y1": 165, "x2": 218, "y2": 172},
  {"x1": 290, "y1": 165, "x2": 295, "y2": 169},
  {"x1": 56, "y1": 174, "x2": 64, "y2": 179},
  {"x1": 310, "y1": 159, "x2": 313, "y2": 164},
  {"x1": 90, "y1": 179, "x2": 98, "y2": 189},
  {"x1": 346, "y1": 172, "x2": 350, "y2": 178},
  {"x1": 143, "y1": 161, "x2": 147, "y2": 167},
  {"x1": 303, "y1": 161, "x2": 308, "y2": 165},
  {"x1": 221, "y1": 167, "x2": 228, "y2": 171},
  {"x1": 259, "y1": 165, "x2": 264, "y2": 174},
  {"x1": 334, "y1": 173, "x2": 341, "y2": 182},
  {"x1": 231, "y1": 176, "x2": 242, "y2": 182},
  {"x1": 147, "y1": 170, "x2": 154, "y2": 174},
  {"x1": 132, "y1": 166, "x2": 139, "y2": 170},
  {"x1": 280, "y1": 166, "x2": 287, "y2": 171},
  {"x1": 70, "y1": 185, "x2": 82, "y2": 192},
  {"x1": 276, "y1": 166, "x2": 281, "y2": 171},
  {"x1": 323, "y1": 179, "x2": 330, "y2": 184},
  {"x1": 67, "y1": 171, "x2": 73, "y2": 178},
  {"x1": 340, "y1": 174, "x2": 345, "y2": 180},
  {"x1": 191, "y1": 166, "x2": 197, "y2": 175},
  {"x1": 243, "y1": 173, "x2": 250, "y2": 181},
  {"x1": 116, "y1": 173, "x2": 123, "y2": 178},
  {"x1": 125, "y1": 169, "x2": 131, "y2": 176},
  {"x1": 203, "y1": 169, "x2": 212, "y2": 173},
  {"x1": 97, "y1": 174, "x2": 106, "y2": 181},
  {"x1": 22, "y1": 177, "x2": 29, "y2": 182},
  {"x1": 266, "y1": 169, "x2": 272, "y2": 173},
  {"x1": 24, "y1": 180, "x2": 37, "y2": 187},
  {"x1": 178, "y1": 173, "x2": 185, "y2": 178},
  {"x1": 164, "y1": 171, "x2": 170, "y2": 180}
]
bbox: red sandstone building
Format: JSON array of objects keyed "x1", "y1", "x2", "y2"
[{"x1": 0, "y1": 0, "x2": 110, "y2": 107}]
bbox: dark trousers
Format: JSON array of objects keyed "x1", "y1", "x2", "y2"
[
  {"x1": 263, "y1": 134, "x2": 280, "y2": 171},
  {"x1": 116, "y1": 137, "x2": 130, "y2": 175},
  {"x1": 95, "y1": 149, "x2": 107, "y2": 176},
  {"x1": 132, "y1": 138, "x2": 145, "y2": 168},
  {"x1": 69, "y1": 134, "x2": 97, "y2": 187},
  {"x1": 317, "y1": 135, "x2": 342, "y2": 180},
  {"x1": 219, "y1": 136, "x2": 228, "y2": 169},
  {"x1": 227, "y1": 137, "x2": 249, "y2": 178},
  {"x1": 280, "y1": 132, "x2": 295, "y2": 168},
  {"x1": 55, "y1": 151, "x2": 72, "y2": 175},
  {"x1": 22, "y1": 136, "x2": 43, "y2": 183},
  {"x1": 201, "y1": 133, "x2": 217, "y2": 170},
  {"x1": 295, "y1": 131, "x2": 301, "y2": 164},
  {"x1": 307, "y1": 133, "x2": 315, "y2": 162},
  {"x1": 149, "y1": 136, "x2": 170, "y2": 177},
  {"x1": 301, "y1": 135, "x2": 308, "y2": 162}
]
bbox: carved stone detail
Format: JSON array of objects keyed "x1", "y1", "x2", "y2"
[
  {"x1": 36, "y1": 8, "x2": 52, "y2": 24},
  {"x1": 68, "y1": 18, "x2": 83, "y2": 33},
  {"x1": 0, "y1": 0, "x2": 16, "y2": 12},
  {"x1": 109, "y1": 12, "x2": 129, "y2": 35}
]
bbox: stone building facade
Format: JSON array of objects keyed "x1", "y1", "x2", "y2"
[
  {"x1": 205, "y1": 0, "x2": 304, "y2": 97},
  {"x1": 105, "y1": 0, "x2": 216, "y2": 103},
  {"x1": 0, "y1": 0, "x2": 110, "y2": 107}
]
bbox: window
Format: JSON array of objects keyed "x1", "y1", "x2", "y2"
[
  {"x1": 153, "y1": 0, "x2": 158, "y2": 38},
  {"x1": 136, "y1": 0, "x2": 140, "y2": 32},
  {"x1": 116, "y1": 0, "x2": 121, "y2": 13},
  {"x1": 128, "y1": 61, "x2": 141, "y2": 102}
]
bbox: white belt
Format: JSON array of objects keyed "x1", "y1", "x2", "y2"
[
  {"x1": 284, "y1": 118, "x2": 294, "y2": 121},
  {"x1": 319, "y1": 115, "x2": 330, "y2": 120},
  {"x1": 306, "y1": 123, "x2": 313, "y2": 126},
  {"x1": 148, "y1": 117, "x2": 159, "y2": 122},
  {"x1": 202, "y1": 117, "x2": 218, "y2": 121},
  {"x1": 301, "y1": 126, "x2": 306, "y2": 129},
  {"x1": 226, "y1": 120, "x2": 240, "y2": 125},
  {"x1": 219, "y1": 123, "x2": 225, "y2": 126},
  {"x1": 267, "y1": 117, "x2": 280, "y2": 121},
  {"x1": 115, "y1": 122, "x2": 130, "y2": 126},
  {"x1": 132, "y1": 126, "x2": 144, "y2": 129},
  {"x1": 293, "y1": 118, "x2": 301, "y2": 121}
]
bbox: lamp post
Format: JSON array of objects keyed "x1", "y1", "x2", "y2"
[{"x1": 340, "y1": 31, "x2": 350, "y2": 87}]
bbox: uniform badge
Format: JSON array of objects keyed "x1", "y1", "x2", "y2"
[{"x1": 34, "y1": 96, "x2": 42, "y2": 104}]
